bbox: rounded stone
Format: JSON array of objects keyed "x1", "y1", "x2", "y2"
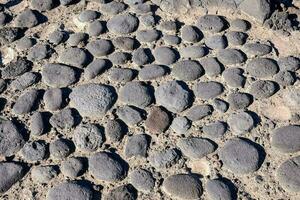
[
  {"x1": 86, "y1": 39, "x2": 114, "y2": 57},
  {"x1": 116, "y1": 106, "x2": 143, "y2": 126},
  {"x1": 129, "y1": 169, "x2": 155, "y2": 192},
  {"x1": 49, "y1": 138, "x2": 73, "y2": 160},
  {"x1": 181, "y1": 25, "x2": 201, "y2": 43},
  {"x1": 249, "y1": 80, "x2": 277, "y2": 99},
  {"x1": 227, "y1": 92, "x2": 253, "y2": 110},
  {"x1": 132, "y1": 48, "x2": 152, "y2": 65},
  {"x1": 30, "y1": 112, "x2": 45, "y2": 136},
  {"x1": 136, "y1": 29, "x2": 160, "y2": 43},
  {"x1": 172, "y1": 60, "x2": 204, "y2": 81},
  {"x1": 124, "y1": 134, "x2": 149, "y2": 158},
  {"x1": 203, "y1": 121, "x2": 227, "y2": 139},
  {"x1": 43, "y1": 88, "x2": 63, "y2": 111},
  {"x1": 271, "y1": 125, "x2": 300, "y2": 153},
  {"x1": 0, "y1": 120, "x2": 25, "y2": 157},
  {"x1": 67, "y1": 32, "x2": 88, "y2": 47},
  {"x1": 196, "y1": 15, "x2": 227, "y2": 32},
  {"x1": 119, "y1": 81, "x2": 153, "y2": 108},
  {"x1": 217, "y1": 49, "x2": 246, "y2": 65},
  {"x1": 20, "y1": 140, "x2": 47, "y2": 162},
  {"x1": 230, "y1": 19, "x2": 250, "y2": 31},
  {"x1": 199, "y1": 57, "x2": 223, "y2": 77},
  {"x1": 153, "y1": 47, "x2": 177, "y2": 65},
  {"x1": 145, "y1": 106, "x2": 170, "y2": 133},
  {"x1": 49, "y1": 108, "x2": 76, "y2": 130},
  {"x1": 193, "y1": 81, "x2": 224, "y2": 100},
  {"x1": 42, "y1": 64, "x2": 77, "y2": 87},
  {"x1": 47, "y1": 182, "x2": 93, "y2": 200},
  {"x1": 206, "y1": 179, "x2": 235, "y2": 200},
  {"x1": 162, "y1": 174, "x2": 203, "y2": 199},
  {"x1": 226, "y1": 31, "x2": 248, "y2": 45},
  {"x1": 276, "y1": 156, "x2": 300, "y2": 192},
  {"x1": 108, "y1": 52, "x2": 130, "y2": 65},
  {"x1": 278, "y1": 56, "x2": 300, "y2": 71},
  {"x1": 163, "y1": 34, "x2": 181, "y2": 45},
  {"x1": 89, "y1": 151, "x2": 127, "y2": 182},
  {"x1": 170, "y1": 116, "x2": 191, "y2": 135},
  {"x1": 101, "y1": 1, "x2": 126, "y2": 15},
  {"x1": 12, "y1": 89, "x2": 39, "y2": 115},
  {"x1": 155, "y1": 81, "x2": 192, "y2": 113},
  {"x1": 1, "y1": 57, "x2": 32, "y2": 79},
  {"x1": 228, "y1": 112, "x2": 254, "y2": 134},
  {"x1": 243, "y1": 43, "x2": 272, "y2": 57},
  {"x1": 84, "y1": 59, "x2": 107, "y2": 80},
  {"x1": 108, "y1": 68, "x2": 135, "y2": 83},
  {"x1": 185, "y1": 104, "x2": 213, "y2": 121},
  {"x1": 113, "y1": 37, "x2": 137, "y2": 51},
  {"x1": 105, "y1": 119, "x2": 127, "y2": 142},
  {"x1": 149, "y1": 148, "x2": 180, "y2": 168},
  {"x1": 58, "y1": 48, "x2": 88, "y2": 68},
  {"x1": 212, "y1": 98, "x2": 229, "y2": 113},
  {"x1": 219, "y1": 138, "x2": 261, "y2": 174},
  {"x1": 73, "y1": 123, "x2": 104, "y2": 152},
  {"x1": 61, "y1": 157, "x2": 85, "y2": 178},
  {"x1": 140, "y1": 14, "x2": 156, "y2": 27},
  {"x1": 107, "y1": 13, "x2": 139, "y2": 35},
  {"x1": 69, "y1": 83, "x2": 117, "y2": 118},
  {"x1": 78, "y1": 10, "x2": 98, "y2": 22},
  {"x1": 48, "y1": 30, "x2": 65, "y2": 45},
  {"x1": 15, "y1": 9, "x2": 39, "y2": 28},
  {"x1": 104, "y1": 184, "x2": 137, "y2": 200},
  {"x1": 31, "y1": 165, "x2": 58, "y2": 184},
  {"x1": 205, "y1": 35, "x2": 228, "y2": 49},
  {"x1": 16, "y1": 37, "x2": 35, "y2": 51},
  {"x1": 139, "y1": 65, "x2": 166, "y2": 80},
  {"x1": 246, "y1": 58, "x2": 279, "y2": 78},
  {"x1": 87, "y1": 20, "x2": 105, "y2": 36},
  {"x1": 274, "y1": 71, "x2": 296, "y2": 86},
  {"x1": 180, "y1": 46, "x2": 207, "y2": 59},
  {"x1": 0, "y1": 162, "x2": 26, "y2": 193},
  {"x1": 177, "y1": 137, "x2": 216, "y2": 159},
  {"x1": 158, "y1": 20, "x2": 177, "y2": 32},
  {"x1": 28, "y1": 44, "x2": 52, "y2": 61},
  {"x1": 222, "y1": 68, "x2": 246, "y2": 88}
]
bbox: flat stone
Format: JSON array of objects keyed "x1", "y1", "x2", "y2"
[
  {"x1": 78, "y1": 10, "x2": 99, "y2": 22},
  {"x1": 246, "y1": 58, "x2": 279, "y2": 78},
  {"x1": 228, "y1": 111, "x2": 254, "y2": 134},
  {"x1": 276, "y1": 156, "x2": 300, "y2": 192},
  {"x1": 158, "y1": 20, "x2": 177, "y2": 32},
  {"x1": 0, "y1": 162, "x2": 26, "y2": 193},
  {"x1": 155, "y1": 81, "x2": 192, "y2": 113},
  {"x1": 153, "y1": 47, "x2": 177, "y2": 65},
  {"x1": 129, "y1": 169, "x2": 155, "y2": 192},
  {"x1": 249, "y1": 80, "x2": 277, "y2": 99},
  {"x1": 149, "y1": 148, "x2": 180, "y2": 168},
  {"x1": 124, "y1": 134, "x2": 149, "y2": 158},
  {"x1": 140, "y1": 14, "x2": 156, "y2": 27},
  {"x1": 163, "y1": 34, "x2": 181, "y2": 45},
  {"x1": 271, "y1": 125, "x2": 300, "y2": 153},
  {"x1": 177, "y1": 137, "x2": 216, "y2": 159},
  {"x1": 86, "y1": 39, "x2": 113, "y2": 57},
  {"x1": 12, "y1": 89, "x2": 38, "y2": 115},
  {"x1": 212, "y1": 98, "x2": 229, "y2": 113},
  {"x1": 230, "y1": 19, "x2": 251, "y2": 31},
  {"x1": 47, "y1": 182, "x2": 93, "y2": 200},
  {"x1": 172, "y1": 60, "x2": 203, "y2": 81},
  {"x1": 73, "y1": 123, "x2": 104, "y2": 152},
  {"x1": 16, "y1": 37, "x2": 35, "y2": 51},
  {"x1": 0, "y1": 121, "x2": 25, "y2": 157},
  {"x1": 196, "y1": 15, "x2": 227, "y2": 32},
  {"x1": 193, "y1": 81, "x2": 224, "y2": 100},
  {"x1": 42, "y1": 63, "x2": 76, "y2": 87},
  {"x1": 119, "y1": 81, "x2": 153, "y2": 108},
  {"x1": 70, "y1": 83, "x2": 117, "y2": 118},
  {"x1": 89, "y1": 151, "x2": 127, "y2": 182},
  {"x1": 219, "y1": 138, "x2": 261, "y2": 174},
  {"x1": 116, "y1": 105, "x2": 143, "y2": 126},
  {"x1": 107, "y1": 13, "x2": 139, "y2": 35},
  {"x1": 217, "y1": 49, "x2": 246, "y2": 65},
  {"x1": 145, "y1": 106, "x2": 170, "y2": 133},
  {"x1": 162, "y1": 174, "x2": 203, "y2": 199}
]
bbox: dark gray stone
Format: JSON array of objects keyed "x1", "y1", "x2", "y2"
[
  {"x1": 107, "y1": 13, "x2": 139, "y2": 34},
  {"x1": 49, "y1": 108, "x2": 75, "y2": 130},
  {"x1": 1, "y1": 57, "x2": 31, "y2": 79},
  {"x1": 139, "y1": 65, "x2": 166, "y2": 80},
  {"x1": 193, "y1": 81, "x2": 223, "y2": 100},
  {"x1": 61, "y1": 157, "x2": 85, "y2": 178},
  {"x1": 172, "y1": 60, "x2": 204, "y2": 81},
  {"x1": 170, "y1": 116, "x2": 191, "y2": 135},
  {"x1": 28, "y1": 44, "x2": 52, "y2": 61},
  {"x1": 101, "y1": 1, "x2": 126, "y2": 15},
  {"x1": 31, "y1": 165, "x2": 58, "y2": 183},
  {"x1": 113, "y1": 37, "x2": 137, "y2": 51},
  {"x1": 30, "y1": 112, "x2": 45, "y2": 136},
  {"x1": 49, "y1": 138, "x2": 73, "y2": 160},
  {"x1": 226, "y1": 31, "x2": 248, "y2": 45},
  {"x1": 48, "y1": 30, "x2": 65, "y2": 45},
  {"x1": 78, "y1": 10, "x2": 98, "y2": 22},
  {"x1": 163, "y1": 34, "x2": 181, "y2": 45},
  {"x1": 20, "y1": 140, "x2": 47, "y2": 162},
  {"x1": 180, "y1": 46, "x2": 206, "y2": 59},
  {"x1": 217, "y1": 48, "x2": 246, "y2": 65},
  {"x1": 47, "y1": 182, "x2": 93, "y2": 200},
  {"x1": 129, "y1": 169, "x2": 155, "y2": 192},
  {"x1": 0, "y1": 162, "x2": 26, "y2": 193},
  {"x1": 274, "y1": 71, "x2": 296, "y2": 86},
  {"x1": 67, "y1": 32, "x2": 88, "y2": 47},
  {"x1": 132, "y1": 48, "x2": 152, "y2": 65},
  {"x1": 136, "y1": 30, "x2": 160, "y2": 43},
  {"x1": 149, "y1": 148, "x2": 180, "y2": 168},
  {"x1": 196, "y1": 15, "x2": 227, "y2": 32},
  {"x1": 0, "y1": 27, "x2": 22, "y2": 46},
  {"x1": 271, "y1": 125, "x2": 300, "y2": 153},
  {"x1": 246, "y1": 58, "x2": 278, "y2": 78},
  {"x1": 230, "y1": 19, "x2": 250, "y2": 31},
  {"x1": 108, "y1": 68, "x2": 135, "y2": 83},
  {"x1": 87, "y1": 20, "x2": 105, "y2": 36},
  {"x1": 108, "y1": 52, "x2": 130, "y2": 65},
  {"x1": 228, "y1": 111, "x2": 254, "y2": 134},
  {"x1": 239, "y1": 0, "x2": 271, "y2": 23},
  {"x1": 212, "y1": 98, "x2": 229, "y2": 113},
  {"x1": 43, "y1": 88, "x2": 63, "y2": 111},
  {"x1": 124, "y1": 134, "x2": 149, "y2": 158},
  {"x1": 116, "y1": 106, "x2": 143, "y2": 126},
  {"x1": 10, "y1": 72, "x2": 38, "y2": 91},
  {"x1": 105, "y1": 119, "x2": 127, "y2": 142},
  {"x1": 16, "y1": 37, "x2": 35, "y2": 51},
  {"x1": 185, "y1": 104, "x2": 213, "y2": 121},
  {"x1": 278, "y1": 56, "x2": 300, "y2": 71},
  {"x1": 222, "y1": 67, "x2": 245, "y2": 88},
  {"x1": 84, "y1": 59, "x2": 107, "y2": 80},
  {"x1": 104, "y1": 184, "x2": 137, "y2": 200},
  {"x1": 12, "y1": 89, "x2": 38, "y2": 115},
  {"x1": 227, "y1": 92, "x2": 252, "y2": 110},
  {"x1": 58, "y1": 48, "x2": 88, "y2": 68},
  {"x1": 206, "y1": 179, "x2": 235, "y2": 200},
  {"x1": 153, "y1": 46, "x2": 177, "y2": 65},
  {"x1": 249, "y1": 80, "x2": 277, "y2": 99},
  {"x1": 199, "y1": 57, "x2": 223, "y2": 77},
  {"x1": 203, "y1": 121, "x2": 227, "y2": 139},
  {"x1": 15, "y1": 9, "x2": 39, "y2": 28},
  {"x1": 243, "y1": 43, "x2": 272, "y2": 57},
  {"x1": 205, "y1": 35, "x2": 228, "y2": 49},
  {"x1": 86, "y1": 39, "x2": 113, "y2": 57},
  {"x1": 181, "y1": 25, "x2": 201, "y2": 43}
]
